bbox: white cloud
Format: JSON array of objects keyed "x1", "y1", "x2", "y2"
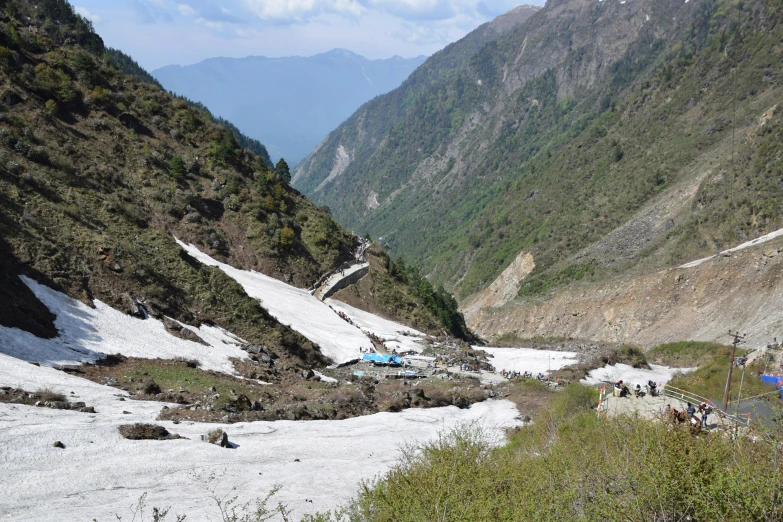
[
  {"x1": 242, "y1": 0, "x2": 365, "y2": 22},
  {"x1": 74, "y1": 6, "x2": 101, "y2": 23},
  {"x1": 177, "y1": 4, "x2": 197, "y2": 17},
  {"x1": 196, "y1": 17, "x2": 226, "y2": 31}
]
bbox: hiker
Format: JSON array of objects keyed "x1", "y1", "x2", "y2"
[
  {"x1": 699, "y1": 403, "x2": 710, "y2": 427},
  {"x1": 635, "y1": 384, "x2": 645, "y2": 398},
  {"x1": 687, "y1": 402, "x2": 696, "y2": 419}
]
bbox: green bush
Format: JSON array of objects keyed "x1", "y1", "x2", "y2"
[
  {"x1": 168, "y1": 156, "x2": 185, "y2": 181},
  {"x1": 44, "y1": 99, "x2": 58, "y2": 117},
  {"x1": 330, "y1": 390, "x2": 783, "y2": 521}
]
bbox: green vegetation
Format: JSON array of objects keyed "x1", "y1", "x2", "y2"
[
  {"x1": 310, "y1": 384, "x2": 783, "y2": 521},
  {"x1": 0, "y1": 0, "x2": 363, "y2": 377},
  {"x1": 612, "y1": 344, "x2": 649, "y2": 369},
  {"x1": 519, "y1": 263, "x2": 596, "y2": 296},
  {"x1": 105, "y1": 47, "x2": 273, "y2": 167},
  {"x1": 385, "y1": 253, "x2": 473, "y2": 340},
  {"x1": 168, "y1": 155, "x2": 185, "y2": 181},
  {"x1": 275, "y1": 158, "x2": 291, "y2": 185},
  {"x1": 668, "y1": 347, "x2": 776, "y2": 402},
  {"x1": 296, "y1": 0, "x2": 783, "y2": 302},
  {"x1": 648, "y1": 341, "x2": 730, "y2": 367}
]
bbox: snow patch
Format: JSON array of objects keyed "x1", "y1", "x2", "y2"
[
  {"x1": 679, "y1": 227, "x2": 783, "y2": 268},
  {"x1": 177, "y1": 240, "x2": 373, "y2": 363},
  {"x1": 0, "y1": 355, "x2": 520, "y2": 522},
  {"x1": 325, "y1": 299, "x2": 428, "y2": 354},
  {"x1": 476, "y1": 347, "x2": 578, "y2": 375},
  {"x1": 581, "y1": 363, "x2": 694, "y2": 387},
  {"x1": 0, "y1": 276, "x2": 248, "y2": 374}
]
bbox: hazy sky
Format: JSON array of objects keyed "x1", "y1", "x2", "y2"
[{"x1": 73, "y1": 1, "x2": 545, "y2": 70}]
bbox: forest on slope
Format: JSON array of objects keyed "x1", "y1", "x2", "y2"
[{"x1": 295, "y1": 0, "x2": 783, "y2": 302}]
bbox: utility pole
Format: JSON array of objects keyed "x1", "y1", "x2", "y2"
[{"x1": 723, "y1": 331, "x2": 746, "y2": 412}]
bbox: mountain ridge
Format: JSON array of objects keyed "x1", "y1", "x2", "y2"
[
  {"x1": 152, "y1": 50, "x2": 427, "y2": 165},
  {"x1": 294, "y1": 0, "x2": 783, "y2": 301}
]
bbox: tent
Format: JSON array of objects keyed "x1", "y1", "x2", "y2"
[{"x1": 362, "y1": 353, "x2": 402, "y2": 365}]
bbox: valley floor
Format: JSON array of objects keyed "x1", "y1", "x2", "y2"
[
  {"x1": 0, "y1": 240, "x2": 697, "y2": 520},
  {"x1": 0, "y1": 349, "x2": 520, "y2": 520}
]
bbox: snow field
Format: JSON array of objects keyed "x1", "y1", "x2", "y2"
[
  {"x1": 0, "y1": 276, "x2": 249, "y2": 374},
  {"x1": 177, "y1": 240, "x2": 373, "y2": 363},
  {"x1": 0, "y1": 353, "x2": 521, "y2": 522},
  {"x1": 581, "y1": 363, "x2": 694, "y2": 388},
  {"x1": 325, "y1": 299, "x2": 428, "y2": 353},
  {"x1": 476, "y1": 347, "x2": 579, "y2": 375}
]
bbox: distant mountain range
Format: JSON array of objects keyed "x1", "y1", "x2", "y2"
[{"x1": 152, "y1": 49, "x2": 426, "y2": 165}]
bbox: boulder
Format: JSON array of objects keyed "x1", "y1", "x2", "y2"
[
  {"x1": 141, "y1": 380, "x2": 161, "y2": 395},
  {"x1": 118, "y1": 112, "x2": 140, "y2": 130},
  {"x1": 53, "y1": 441, "x2": 65, "y2": 449},
  {"x1": 2, "y1": 90, "x2": 22, "y2": 106},
  {"x1": 119, "y1": 423, "x2": 170, "y2": 440},
  {"x1": 121, "y1": 293, "x2": 147, "y2": 318},
  {"x1": 205, "y1": 428, "x2": 230, "y2": 448},
  {"x1": 163, "y1": 317, "x2": 208, "y2": 345}
]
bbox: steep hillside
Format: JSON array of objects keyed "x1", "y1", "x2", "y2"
[
  {"x1": 0, "y1": 0, "x2": 361, "y2": 374},
  {"x1": 0, "y1": 0, "x2": 471, "y2": 367},
  {"x1": 293, "y1": 4, "x2": 541, "y2": 193},
  {"x1": 294, "y1": 0, "x2": 783, "y2": 308},
  {"x1": 152, "y1": 50, "x2": 426, "y2": 165}
]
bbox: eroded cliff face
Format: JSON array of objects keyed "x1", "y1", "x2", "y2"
[
  {"x1": 462, "y1": 251, "x2": 535, "y2": 319},
  {"x1": 466, "y1": 240, "x2": 783, "y2": 350}
]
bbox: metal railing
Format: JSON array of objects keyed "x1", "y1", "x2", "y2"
[{"x1": 661, "y1": 384, "x2": 750, "y2": 427}]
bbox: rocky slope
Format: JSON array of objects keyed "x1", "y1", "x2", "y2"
[
  {"x1": 293, "y1": 0, "x2": 783, "y2": 309},
  {"x1": 469, "y1": 235, "x2": 783, "y2": 350},
  {"x1": 0, "y1": 0, "x2": 454, "y2": 377}
]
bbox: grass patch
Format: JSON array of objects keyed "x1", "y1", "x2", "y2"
[
  {"x1": 316, "y1": 383, "x2": 783, "y2": 521},
  {"x1": 647, "y1": 341, "x2": 729, "y2": 367},
  {"x1": 668, "y1": 347, "x2": 777, "y2": 403}
]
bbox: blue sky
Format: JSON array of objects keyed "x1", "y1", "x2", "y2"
[{"x1": 73, "y1": 1, "x2": 544, "y2": 70}]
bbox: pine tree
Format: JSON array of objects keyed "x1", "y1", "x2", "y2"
[
  {"x1": 168, "y1": 155, "x2": 185, "y2": 180},
  {"x1": 275, "y1": 158, "x2": 291, "y2": 185}
]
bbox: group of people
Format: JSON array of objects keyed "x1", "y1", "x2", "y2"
[
  {"x1": 335, "y1": 310, "x2": 356, "y2": 326},
  {"x1": 667, "y1": 401, "x2": 712, "y2": 428},
  {"x1": 460, "y1": 362, "x2": 481, "y2": 373},
  {"x1": 614, "y1": 380, "x2": 659, "y2": 398},
  {"x1": 500, "y1": 369, "x2": 535, "y2": 379}
]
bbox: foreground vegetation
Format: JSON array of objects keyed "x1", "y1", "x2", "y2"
[
  {"x1": 648, "y1": 341, "x2": 733, "y2": 367},
  {"x1": 313, "y1": 385, "x2": 783, "y2": 521}
]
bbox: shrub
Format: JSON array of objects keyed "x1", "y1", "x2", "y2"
[
  {"x1": 44, "y1": 99, "x2": 57, "y2": 116},
  {"x1": 279, "y1": 226, "x2": 295, "y2": 248},
  {"x1": 337, "y1": 397, "x2": 783, "y2": 521},
  {"x1": 168, "y1": 155, "x2": 185, "y2": 181}
]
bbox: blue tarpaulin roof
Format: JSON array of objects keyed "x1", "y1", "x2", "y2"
[
  {"x1": 761, "y1": 375, "x2": 783, "y2": 386},
  {"x1": 362, "y1": 353, "x2": 402, "y2": 365}
]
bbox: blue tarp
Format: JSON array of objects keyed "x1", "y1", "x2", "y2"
[
  {"x1": 760, "y1": 375, "x2": 783, "y2": 386},
  {"x1": 362, "y1": 353, "x2": 402, "y2": 365}
]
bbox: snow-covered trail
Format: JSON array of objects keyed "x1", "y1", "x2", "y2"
[
  {"x1": 679, "y1": 227, "x2": 783, "y2": 268},
  {"x1": 476, "y1": 347, "x2": 579, "y2": 375},
  {"x1": 316, "y1": 262, "x2": 369, "y2": 300},
  {"x1": 0, "y1": 349, "x2": 521, "y2": 521},
  {"x1": 581, "y1": 363, "x2": 694, "y2": 387},
  {"x1": 177, "y1": 240, "x2": 373, "y2": 363},
  {"x1": 325, "y1": 299, "x2": 427, "y2": 353},
  {"x1": 0, "y1": 276, "x2": 248, "y2": 374}
]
